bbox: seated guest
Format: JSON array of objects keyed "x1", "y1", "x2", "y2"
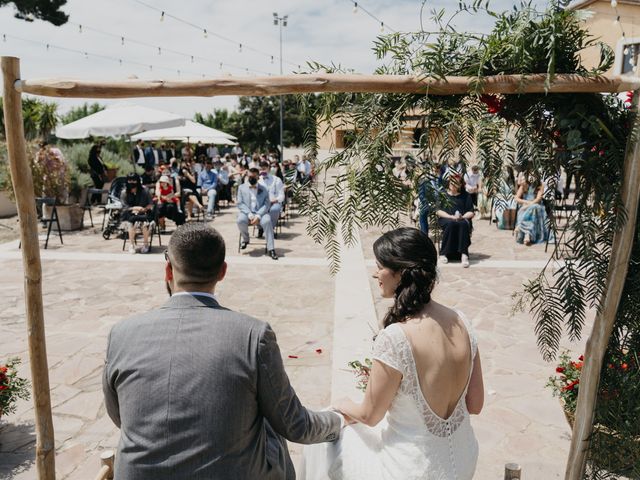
[
  {"x1": 103, "y1": 222, "x2": 341, "y2": 479},
  {"x1": 297, "y1": 155, "x2": 312, "y2": 184},
  {"x1": 155, "y1": 175, "x2": 185, "y2": 230},
  {"x1": 197, "y1": 159, "x2": 218, "y2": 220},
  {"x1": 282, "y1": 159, "x2": 297, "y2": 201},
  {"x1": 141, "y1": 165, "x2": 156, "y2": 187},
  {"x1": 258, "y1": 161, "x2": 285, "y2": 238},
  {"x1": 514, "y1": 175, "x2": 548, "y2": 245},
  {"x1": 178, "y1": 161, "x2": 204, "y2": 220},
  {"x1": 217, "y1": 163, "x2": 233, "y2": 207},
  {"x1": 436, "y1": 174, "x2": 474, "y2": 267},
  {"x1": 237, "y1": 168, "x2": 278, "y2": 260},
  {"x1": 120, "y1": 173, "x2": 154, "y2": 254}
]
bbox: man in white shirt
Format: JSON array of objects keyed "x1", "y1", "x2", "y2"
[
  {"x1": 296, "y1": 155, "x2": 312, "y2": 184},
  {"x1": 207, "y1": 144, "x2": 219, "y2": 159},
  {"x1": 258, "y1": 161, "x2": 285, "y2": 236},
  {"x1": 237, "y1": 168, "x2": 278, "y2": 260}
]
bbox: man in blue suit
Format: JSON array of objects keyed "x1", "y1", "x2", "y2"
[{"x1": 237, "y1": 168, "x2": 278, "y2": 260}]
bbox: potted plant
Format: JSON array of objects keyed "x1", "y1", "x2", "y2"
[
  {"x1": 547, "y1": 351, "x2": 640, "y2": 476},
  {"x1": 104, "y1": 161, "x2": 119, "y2": 182},
  {"x1": 32, "y1": 146, "x2": 85, "y2": 231},
  {"x1": 0, "y1": 357, "x2": 30, "y2": 422}
]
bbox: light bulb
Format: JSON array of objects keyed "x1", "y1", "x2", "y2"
[
  {"x1": 380, "y1": 22, "x2": 384, "y2": 32},
  {"x1": 119, "y1": 59, "x2": 122, "y2": 66},
  {"x1": 611, "y1": 0, "x2": 618, "y2": 7},
  {"x1": 160, "y1": 11, "x2": 165, "y2": 22},
  {"x1": 203, "y1": 29, "x2": 208, "y2": 38},
  {"x1": 158, "y1": 47, "x2": 161, "y2": 55},
  {"x1": 353, "y1": 2, "x2": 358, "y2": 13},
  {"x1": 121, "y1": 37, "x2": 125, "y2": 46},
  {"x1": 149, "y1": 65, "x2": 153, "y2": 71},
  {"x1": 219, "y1": 62, "x2": 223, "y2": 70},
  {"x1": 2, "y1": 34, "x2": 5, "y2": 42},
  {"x1": 624, "y1": 47, "x2": 630, "y2": 55},
  {"x1": 46, "y1": 43, "x2": 49, "y2": 50},
  {"x1": 191, "y1": 56, "x2": 194, "y2": 63},
  {"x1": 614, "y1": 16, "x2": 620, "y2": 26},
  {"x1": 84, "y1": 52, "x2": 88, "y2": 59},
  {"x1": 78, "y1": 24, "x2": 83, "y2": 33},
  {"x1": 271, "y1": 55, "x2": 274, "y2": 64},
  {"x1": 177, "y1": 69, "x2": 181, "y2": 76},
  {"x1": 239, "y1": 43, "x2": 242, "y2": 53}
]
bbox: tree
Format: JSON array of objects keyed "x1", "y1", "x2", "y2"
[
  {"x1": 194, "y1": 95, "x2": 317, "y2": 155},
  {"x1": 1, "y1": 0, "x2": 68, "y2": 25},
  {"x1": 36, "y1": 101, "x2": 58, "y2": 139},
  {"x1": 59, "y1": 102, "x2": 104, "y2": 125}
]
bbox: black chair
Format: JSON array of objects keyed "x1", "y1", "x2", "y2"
[
  {"x1": 121, "y1": 207, "x2": 162, "y2": 251},
  {"x1": 37, "y1": 197, "x2": 63, "y2": 249},
  {"x1": 237, "y1": 225, "x2": 268, "y2": 254},
  {"x1": 83, "y1": 188, "x2": 109, "y2": 228}
]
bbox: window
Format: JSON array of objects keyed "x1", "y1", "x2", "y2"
[{"x1": 620, "y1": 43, "x2": 640, "y2": 75}]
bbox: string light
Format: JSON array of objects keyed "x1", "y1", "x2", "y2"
[
  {"x1": 614, "y1": 15, "x2": 620, "y2": 26},
  {"x1": 344, "y1": 0, "x2": 396, "y2": 33},
  {"x1": 353, "y1": 2, "x2": 358, "y2": 13},
  {"x1": 46, "y1": 43, "x2": 49, "y2": 50},
  {"x1": 149, "y1": 65, "x2": 153, "y2": 71},
  {"x1": 84, "y1": 52, "x2": 88, "y2": 59},
  {"x1": 158, "y1": 47, "x2": 161, "y2": 55},
  {"x1": 121, "y1": 36, "x2": 125, "y2": 45},
  {"x1": 271, "y1": 55, "x2": 274, "y2": 64},
  {"x1": 380, "y1": 21, "x2": 384, "y2": 32},
  {"x1": 203, "y1": 28, "x2": 208, "y2": 38},
  {"x1": 191, "y1": 55, "x2": 194, "y2": 63},
  {"x1": 239, "y1": 43, "x2": 243, "y2": 53},
  {"x1": 78, "y1": 24, "x2": 83, "y2": 33},
  {"x1": 119, "y1": 59, "x2": 122, "y2": 66},
  {"x1": 177, "y1": 69, "x2": 180, "y2": 75},
  {"x1": 160, "y1": 11, "x2": 165, "y2": 22},
  {"x1": 2, "y1": 34, "x2": 5, "y2": 42},
  {"x1": 611, "y1": 0, "x2": 618, "y2": 7},
  {"x1": 219, "y1": 62, "x2": 223, "y2": 69}
]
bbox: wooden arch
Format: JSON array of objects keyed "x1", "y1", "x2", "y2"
[{"x1": 3, "y1": 56, "x2": 640, "y2": 480}]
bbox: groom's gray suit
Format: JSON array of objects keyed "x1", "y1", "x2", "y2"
[{"x1": 103, "y1": 293, "x2": 340, "y2": 480}]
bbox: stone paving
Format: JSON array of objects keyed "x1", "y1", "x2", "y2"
[{"x1": 0, "y1": 199, "x2": 590, "y2": 479}]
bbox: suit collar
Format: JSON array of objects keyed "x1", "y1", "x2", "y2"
[{"x1": 162, "y1": 293, "x2": 221, "y2": 309}]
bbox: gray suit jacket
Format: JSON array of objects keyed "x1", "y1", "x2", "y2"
[
  {"x1": 237, "y1": 183, "x2": 270, "y2": 217},
  {"x1": 103, "y1": 294, "x2": 340, "y2": 480}
]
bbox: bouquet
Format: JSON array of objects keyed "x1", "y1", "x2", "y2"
[
  {"x1": 0, "y1": 357, "x2": 31, "y2": 418},
  {"x1": 347, "y1": 358, "x2": 372, "y2": 393}
]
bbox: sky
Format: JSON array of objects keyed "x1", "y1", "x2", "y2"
[{"x1": 0, "y1": 0, "x2": 547, "y2": 119}]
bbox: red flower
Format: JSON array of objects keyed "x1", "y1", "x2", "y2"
[
  {"x1": 479, "y1": 94, "x2": 504, "y2": 114},
  {"x1": 0, "y1": 366, "x2": 7, "y2": 374},
  {"x1": 626, "y1": 90, "x2": 634, "y2": 103},
  {"x1": 621, "y1": 363, "x2": 629, "y2": 371},
  {"x1": 608, "y1": 363, "x2": 615, "y2": 369},
  {"x1": 0, "y1": 385, "x2": 7, "y2": 391},
  {"x1": 315, "y1": 348, "x2": 323, "y2": 354},
  {"x1": 578, "y1": 355, "x2": 584, "y2": 361},
  {"x1": 562, "y1": 379, "x2": 580, "y2": 391},
  {"x1": 556, "y1": 367, "x2": 565, "y2": 373}
]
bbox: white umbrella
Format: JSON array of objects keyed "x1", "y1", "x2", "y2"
[
  {"x1": 56, "y1": 102, "x2": 186, "y2": 139},
  {"x1": 131, "y1": 120, "x2": 237, "y2": 145}
]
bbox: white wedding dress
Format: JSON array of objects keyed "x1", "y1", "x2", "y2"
[{"x1": 301, "y1": 315, "x2": 479, "y2": 480}]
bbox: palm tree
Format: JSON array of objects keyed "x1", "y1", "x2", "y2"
[
  {"x1": 37, "y1": 101, "x2": 59, "y2": 140},
  {"x1": 21, "y1": 98, "x2": 40, "y2": 141}
]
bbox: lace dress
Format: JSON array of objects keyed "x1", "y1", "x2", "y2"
[{"x1": 301, "y1": 314, "x2": 479, "y2": 480}]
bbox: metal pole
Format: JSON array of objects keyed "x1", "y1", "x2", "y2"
[{"x1": 279, "y1": 19, "x2": 284, "y2": 162}]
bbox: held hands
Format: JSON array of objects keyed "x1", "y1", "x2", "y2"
[
  {"x1": 249, "y1": 216, "x2": 260, "y2": 226},
  {"x1": 333, "y1": 397, "x2": 357, "y2": 426}
]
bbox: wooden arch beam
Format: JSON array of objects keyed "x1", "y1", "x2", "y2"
[{"x1": 15, "y1": 73, "x2": 640, "y2": 98}]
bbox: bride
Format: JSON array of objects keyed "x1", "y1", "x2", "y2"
[{"x1": 301, "y1": 227, "x2": 484, "y2": 480}]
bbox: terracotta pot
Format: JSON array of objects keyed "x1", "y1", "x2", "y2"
[
  {"x1": 0, "y1": 191, "x2": 17, "y2": 218},
  {"x1": 106, "y1": 168, "x2": 118, "y2": 182}
]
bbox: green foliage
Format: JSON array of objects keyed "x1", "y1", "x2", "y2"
[
  {"x1": 0, "y1": 357, "x2": 30, "y2": 417},
  {"x1": 58, "y1": 102, "x2": 104, "y2": 126},
  {"x1": 60, "y1": 142, "x2": 133, "y2": 178},
  {"x1": 0, "y1": 0, "x2": 68, "y2": 25},
  {"x1": 0, "y1": 97, "x2": 59, "y2": 141},
  {"x1": 193, "y1": 95, "x2": 317, "y2": 154}
]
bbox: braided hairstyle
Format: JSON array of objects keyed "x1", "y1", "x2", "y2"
[{"x1": 373, "y1": 227, "x2": 438, "y2": 328}]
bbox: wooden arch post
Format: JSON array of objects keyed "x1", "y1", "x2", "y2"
[{"x1": 1, "y1": 56, "x2": 55, "y2": 479}]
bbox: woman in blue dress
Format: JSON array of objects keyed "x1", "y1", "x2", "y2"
[{"x1": 514, "y1": 176, "x2": 548, "y2": 245}]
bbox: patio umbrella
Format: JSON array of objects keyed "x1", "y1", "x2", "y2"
[
  {"x1": 131, "y1": 120, "x2": 237, "y2": 145},
  {"x1": 55, "y1": 102, "x2": 186, "y2": 139}
]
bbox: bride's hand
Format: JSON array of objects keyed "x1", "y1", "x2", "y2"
[{"x1": 333, "y1": 398, "x2": 358, "y2": 425}]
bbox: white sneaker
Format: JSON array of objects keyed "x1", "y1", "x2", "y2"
[
  {"x1": 439, "y1": 255, "x2": 448, "y2": 264},
  {"x1": 128, "y1": 245, "x2": 137, "y2": 254},
  {"x1": 461, "y1": 254, "x2": 470, "y2": 268},
  {"x1": 140, "y1": 244, "x2": 150, "y2": 254}
]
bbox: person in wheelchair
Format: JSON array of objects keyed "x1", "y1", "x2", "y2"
[{"x1": 121, "y1": 173, "x2": 155, "y2": 254}]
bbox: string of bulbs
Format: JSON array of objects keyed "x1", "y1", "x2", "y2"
[
  {"x1": 131, "y1": 0, "x2": 301, "y2": 70},
  {"x1": 348, "y1": 0, "x2": 396, "y2": 33},
  {"x1": 610, "y1": 0, "x2": 637, "y2": 72},
  {"x1": 67, "y1": 21, "x2": 271, "y2": 75},
  {"x1": 0, "y1": 31, "x2": 271, "y2": 78}
]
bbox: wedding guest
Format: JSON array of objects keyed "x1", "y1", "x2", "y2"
[
  {"x1": 178, "y1": 161, "x2": 204, "y2": 220},
  {"x1": 197, "y1": 159, "x2": 218, "y2": 220},
  {"x1": 464, "y1": 165, "x2": 482, "y2": 208},
  {"x1": 207, "y1": 144, "x2": 219, "y2": 160},
  {"x1": 103, "y1": 222, "x2": 341, "y2": 479},
  {"x1": 132, "y1": 140, "x2": 146, "y2": 168},
  {"x1": 88, "y1": 143, "x2": 107, "y2": 204},
  {"x1": 120, "y1": 173, "x2": 154, "y2": 254},
  {"x1": 297, "y1": 155, "x2": 312, "y2": 184},
  {"x1": 439, "y1": 157, "x2": 465, "y2": 183},
  {"x1": 237, "y1": 168, "x2": 278, "y2": 260},
  {"x1": 514, "y1": 175, "x2": 548, "y2": 245},
  {"x1": 155, "y1": 175, "x2": 185, "y2": 230},
  {"x1": 436, "y1": 174, "x2": 474, "y2": 267},
  {"x1": 258, "y1": 161, "x2": 285, "y2": 237}
]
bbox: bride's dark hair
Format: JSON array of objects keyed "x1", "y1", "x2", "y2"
[{"x1": 373, "y1": 227, "x2": 438, "y2": 328}]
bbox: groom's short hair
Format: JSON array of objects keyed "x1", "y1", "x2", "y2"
[{"x1": 168, "y1": 223, "x2": 225, "y2": 284}]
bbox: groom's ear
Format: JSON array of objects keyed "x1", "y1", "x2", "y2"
[
  {"x1": 165, "y1": 261, "x2": 174, "y2": 282},
  {"x1": 216, "y1": 261, "x2": 227, "y2": 283}
]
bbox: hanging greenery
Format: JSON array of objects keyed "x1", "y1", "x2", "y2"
[{"x1": 298, "y1": 1, "x2": 639, "y2": 477}]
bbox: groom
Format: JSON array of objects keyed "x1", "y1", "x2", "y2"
[{"x1": 102, "y1": 222, "x2": 342, "y2": 479}]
